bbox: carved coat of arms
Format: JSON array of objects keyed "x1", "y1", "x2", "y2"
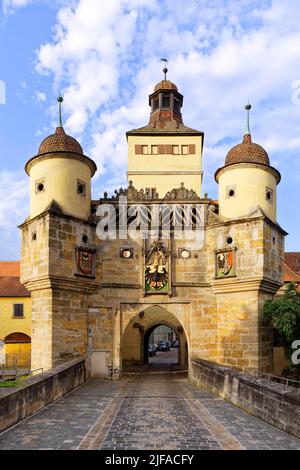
[
  {"x1": 145, "y1": 241, "x2": 169, "y2": 292},
  {"x1": 76, "y1": 248, "x2": 94, "y2": 275},
  {"x1": 216, "y1": 250, "x2": 234, "y2": 277}
]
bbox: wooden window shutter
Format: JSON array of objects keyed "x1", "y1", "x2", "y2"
[
  {"x1": 165, "y1": 145, "x2": 172, "y2": 154},
  {"x1": 188, "y1": 144, "x2": 196, "y2": 154},
  {"x1": 158, "y1": 145, "x2": 165, "y2": 154},
  {"x1": 135, "y1": 145, "x2": 142, "y2": 154}
]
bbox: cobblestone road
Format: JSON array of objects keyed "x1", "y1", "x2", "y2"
[{"x1": 1, "y1": 372, "x2": 300, "y2": 450}]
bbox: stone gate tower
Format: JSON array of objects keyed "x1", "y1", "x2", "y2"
[{"x1": 20, "y1": 79, "x2": 286, "y2": 378}]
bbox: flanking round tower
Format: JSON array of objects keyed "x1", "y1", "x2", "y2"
[
  {"x1": 215, "y1": 104, "x2": 280, "y2": 223},
  {"x1": 25, "y1": 97, "x2": 97, "y2": 221}
]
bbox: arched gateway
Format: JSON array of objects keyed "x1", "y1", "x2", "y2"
[
  {"x1": 122, "y1": 306, "x2": 188, "y2": 370},
  {"x1": 20, "y1": 71, "x2": 285, "y2": 379}
]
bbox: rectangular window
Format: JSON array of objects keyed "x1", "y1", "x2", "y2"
[
  {"x1": 174, "y1": 98, "x2": 180, "y2": 113},
  {"x1": 172, "y1": 145, "x2": 179, "y2": 155},
  {"x1": 181, "y1": 145, "x2": 189, "y2": 155},
  {"x1": 142, "y1": 145, "x2": 149, "y2": 154},
  {"x1": 13, "y1": 304, "x2": 24, "y2": 318},
  {"x1": 145, "y1": 188, "x2": 157, "y2": 199},
  {"x1": 151, "y1": 145, "x2": 158, "y2": 155},
  {"x1": 153, "y1": 98, "x2": 159, "y2": 110},
  {"x1": 162, "y1": 95, "x2": 170, "y2": 107}
]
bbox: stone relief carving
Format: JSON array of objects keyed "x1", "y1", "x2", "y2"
[
  {"x1": 206, "y1": 204, "x2": 219, "y2": 225},
  {"x1": 163, "y1": 183, "x2": 201, "y2": 201}
]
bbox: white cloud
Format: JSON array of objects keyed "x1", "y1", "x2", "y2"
[
  {"x1": 32, "y1": 0, "x2": 300, "y2": 207},
  {"x1": 2, "y1": 0, "x2": 34, "y2": 14},
  {"x1": 34, "y1": 90, "x2": 47, "y2": 103},
  {"x1": 0, "y1": 171, "x2": 29, "y2": 259}
]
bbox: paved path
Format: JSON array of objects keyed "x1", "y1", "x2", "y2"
[{"x1": 1, "y1": 372, "x2": 300, "y2": 450}]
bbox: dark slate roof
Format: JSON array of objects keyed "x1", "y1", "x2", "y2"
[{"x1": 127, "y1": 121, "x2": 203, "y2": 136}]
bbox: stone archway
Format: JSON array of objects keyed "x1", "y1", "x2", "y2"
[{"x1": 122, "y1": 305, "x2": 188, "y2": 371}]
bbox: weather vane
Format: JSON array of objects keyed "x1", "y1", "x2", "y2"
[
  {"x1": 57, "y1": 95, "x2": 64, "y2": 127},
  {"x1": 244, "y1": 100, "x2": 252, "y2": 135},
  {"x1": 161, "y1": 58, "x2": 168, "y2": 80}
]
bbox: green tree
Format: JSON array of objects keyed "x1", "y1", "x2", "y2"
[{"x1": 263, "y1": 282, "x2": 300, "y2": 374}]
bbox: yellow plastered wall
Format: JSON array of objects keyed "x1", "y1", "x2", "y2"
[
  {"x1": 127, "y1": 135, "x2": 203, "y2": 197},
  {"x1": 0, "y1": 297, "x2": 31, "y2": 359},
  {"x1": 217, "y1": 165, "x2": 277, "y2": 222},
  {"x1": 28, "y1": 156, "x2": 92, "y2": 220}
]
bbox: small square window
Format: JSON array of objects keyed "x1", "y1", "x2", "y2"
[
  {"x1": 145, "y1": 188, "x2": 157, "y2": 199},
  {"x1": 13, "y1": 304, "x2": 24, "y2": 318},
  {"x1": 151, "y1": 145, "x2": 158, "y2": 155},
  {"x1": 77, "y1": 180, "x2": 86, "y2": 196},
  {"x1": 142, "y1": 145, "x2": 149, "y2": 154},
  {"x1": 181, "y1": 145, "x2": 188, "y2": 155},
  {"x1": 172, "y1": 145, "x2": 179, "y2": 155}
]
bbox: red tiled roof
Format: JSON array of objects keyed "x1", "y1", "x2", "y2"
[
  {"x1": 0, "y1": 262, "x2": 29, "y2": 297},
  {"x1": 0, "y1": 261, "x2": 20, "y2": 277},
  {"x1": 0, "y1": 276, "x2": 30, "y2": 297},
  {"x1": 285, "y1": 252, "x2": 300, "y2": 274},
  {"x1": 284, "y1": 263, "x2": 300, "y2": 283},
  {"x1": 38, "y1": 127, "x2": 83, "y2": 156},
  {"x1": 225, "y1": 134, "x2": 270, "y2": 166}
]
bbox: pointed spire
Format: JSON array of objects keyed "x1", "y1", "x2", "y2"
[
  {"x1": 161, "y1": 58, "x2": 168, "y2": 81},
  {"x1": 57, "y1": 95, "x2": 64, "y2": 128}
]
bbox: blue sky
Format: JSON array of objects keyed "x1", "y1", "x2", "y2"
[{"x1": 0, "y1": 0, "x2": 299, "y2": 259}]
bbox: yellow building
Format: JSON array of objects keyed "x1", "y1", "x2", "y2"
[{"x1": 0, "y1": 262, "x2": 31, "y2": 367}]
